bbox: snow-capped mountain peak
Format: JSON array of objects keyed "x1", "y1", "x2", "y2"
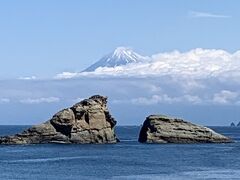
[
  {"x1": 111, "y1": 47, "x2": 141, "y2": 62},
  {"x1": 83, "y1": 47, "x2": 147, "y2": 72},
  {"x1": 112, "y1": 47, "x2": 130, "y2": 58}
]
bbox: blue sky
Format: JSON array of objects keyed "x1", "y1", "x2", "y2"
[
  {"x1": 0, "y1": 1, "x2": 240, "y2": 125},
  {"x1": 0, "y1": 0, "x2": 239, "y2": 78}
]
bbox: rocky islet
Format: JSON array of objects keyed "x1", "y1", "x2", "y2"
[
  {"x1": 138, "y1": 115, "x2": 232, "y2": 143},
  {"x1": 0, "y1": 95, "x2": 119, "y2": 144},
  {"x1": 0, "y1": 95, "x2": 232, "y2": 144}
]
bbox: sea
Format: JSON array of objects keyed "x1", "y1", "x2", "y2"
[{"x1": 0, "y1": 126, "x2": 240, "y2": 180}]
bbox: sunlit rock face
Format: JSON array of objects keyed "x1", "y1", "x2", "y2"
[
  {"x1": 0, "y1": 95, "x2": 119, "y2": 144},
  {"x1": 138, "y1": 115, "x2": 232, "y2": 144}
]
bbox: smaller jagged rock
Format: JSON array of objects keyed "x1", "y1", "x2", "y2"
[
  {"x1": 0, "y1": 95, "x2": 119, "y2": 144},
  {"x1": 138, "y1": 115, "x2": 232, "y2": 143},
  {"x1": 230, "y1": 122, "x2": 236, "y2": 127},
  {"x1": 237, "y1": 122, "x2": 240, "y2": 127}
]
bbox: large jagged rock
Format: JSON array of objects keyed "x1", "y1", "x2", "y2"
[
  {"x1": 230, "y1": 122, "x2": 236, "y2": 127},
  {"x1": 0, "y1": 95, "x2": 119, "y2": 144},
  {"x1": 138, "y1": 115, "x2": 232, "y2": 143}
]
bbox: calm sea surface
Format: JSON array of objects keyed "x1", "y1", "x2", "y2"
[{"x1": 0, "y1": 126, "x2": 240, "y2": 180}]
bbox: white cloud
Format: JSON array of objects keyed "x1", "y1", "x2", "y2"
[
  {"x1": 18, "y1": 76, "x2": 37, "y2": 80},
  {"x1": 72, "y1": 97, "x2": 84, "y2": 103},
  {"x1": 212, "y1": 90, "x2": 239, "y2": 105},
  {"x1": 113, "y1": 90, "x2": 240, "y2": 106},
  {"x1": 55, "y1": 48, "x2": 240, "y2": 81},
  {"x1": 111, "y1": 99, "x2": 129, "y2": 104},
  {"x1": 0, "y1": 98, "x2": 10, "y2": 103},
  {"x1": 130, "y1": 94, "x2": 202, "y2": 105},
  {"x1": 20, "y1": 97, "x2": 60, "y2": 104},
  {"x1": 189, "y1": 11, "x2": 231, "y2": 18},
  {"x1": 180, "y1": 79, "x2": 205, "y2": 93},
  {"x1": 182, "y1": 95, "x2": 203, "y2": 104},
  {"x1": 146, "y1": 84, "x2": 162, "y2": 93},
  {"x1": 54, "y1": 72, "x2": 79, "y2": 79}
]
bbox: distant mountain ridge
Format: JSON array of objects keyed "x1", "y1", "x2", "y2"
[{"x1": 83, "y1": 47, "x2": 148, "y2": 72}]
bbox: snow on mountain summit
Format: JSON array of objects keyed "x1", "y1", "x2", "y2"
[
  {"x1": 83, "y1": 47, "x2": 147, "y2": 72},
  {"x1": 55, "y1": 48, "x2": 240, "y2": 80},
  {"x1": 111, "y1": 47, "x2": 144, "y2": 62}
]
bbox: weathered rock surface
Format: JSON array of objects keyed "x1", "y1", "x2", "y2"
[
  {"x1": 138, "y1": 115, "x2": 232, "y2": 143},
  {"x1": 0, "y1": 95, "x2": 119, "y2": 144}
]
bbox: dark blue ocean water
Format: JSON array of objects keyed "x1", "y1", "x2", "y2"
[{"x1": 0, "y1": 126, "x2": 240, "y2": 180}]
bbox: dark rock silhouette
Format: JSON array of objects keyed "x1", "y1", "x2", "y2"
[
  {"x1": 230, "y1": 122, "x2": 236, "y2": 127},
  {"x1": 237, "y1": 122, "x2": 240, "y2": 127}
]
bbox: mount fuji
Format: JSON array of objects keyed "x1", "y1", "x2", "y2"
[
  {"x1": 83, "y1": 47, "x2": 148, "y2": 72},
  {"x1": 56, "y1": 47, "x2": 240, "y2": 80}
]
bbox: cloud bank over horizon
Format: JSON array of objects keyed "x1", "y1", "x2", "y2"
[
  {"x1": 9, "y1": 47, "x2": 240, "y2": 109},
  {"x1": 0, "y1": 77, "x2": 239, "y2": 125},
  {"x1": 1, "y1": 47, "x2": 240, "y2": 125},
  {"x1": 55, "y1": 48, "x2": 240, "y2": 82},
  {"x1": 37, "y1": 47, "x2": 240, "y2": 108}
]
